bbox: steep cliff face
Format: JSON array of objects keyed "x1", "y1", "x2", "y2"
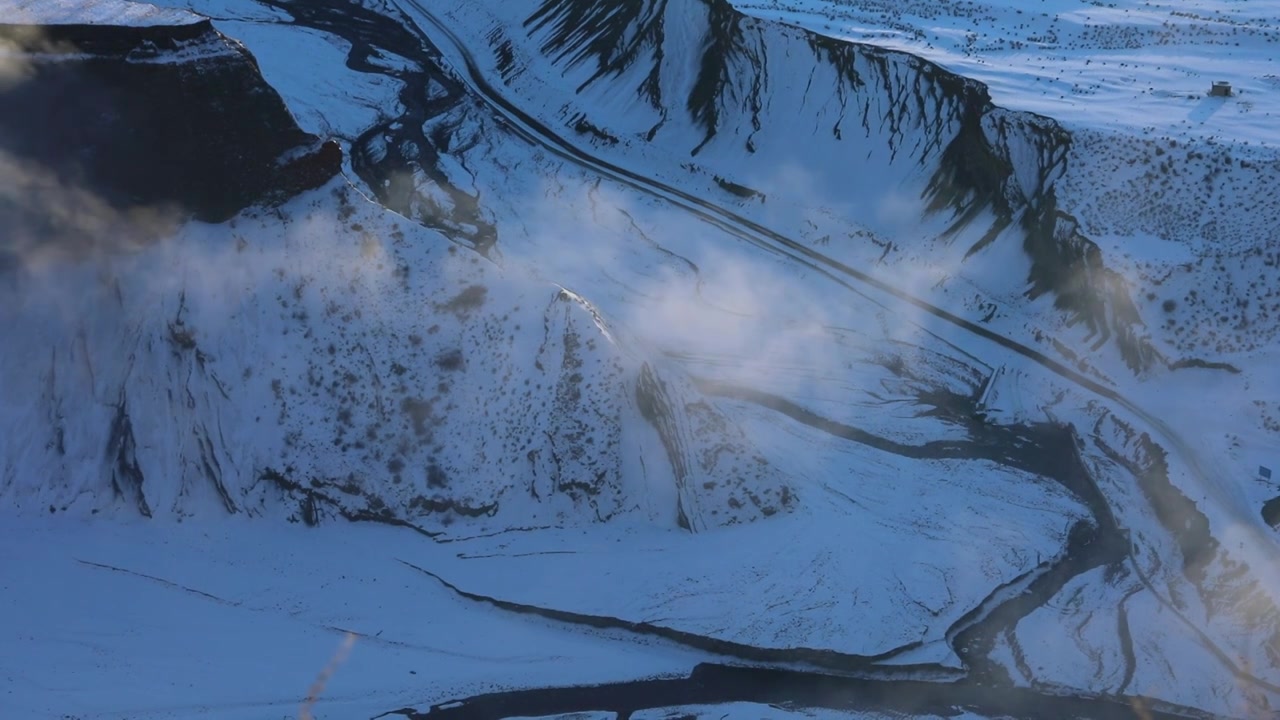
[
  {"x1": 1021, "y1": 196, "x2": 1157, "y2": 371},
  {"x1": 438, "y1": 0, "x2": 1156, "y2": 371},
  {"x1": 0, "y1": 9, "x2": 341, "y2": 262}
]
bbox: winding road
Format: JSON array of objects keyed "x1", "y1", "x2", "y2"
[
  {"x1": 391, "y1": 0, "x2": 1279, "y2": 569},
  {"x1": 243, "y1": 0, "x2": 1278, "y2": 714},
  {"x1": 398, "y1": 1, "x2": 1196, "y2": 464}
]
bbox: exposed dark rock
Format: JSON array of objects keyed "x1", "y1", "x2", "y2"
[
  {"x1": 106, "y1": 395, "x2": 150, "y2": 517},
  {"x1": 634, "y1": 364, "x2": 694, "y2": 530},
  {"x1": 1167, "y1": 357, "x2": 1242, "y2": 374},
  {"x1": 1022, "y1": 196, "x2": 1158, "y2": 373},
  {"x1": 276, "y1": 140, "x2": 344, "y2": 200},
  {"x1": 525, "y1": 0, "x2": 670, "y2": 109},
  {"x1": 435, "y1": 284, "x2": 489, "y2": 317},
  {"x1": 636, "y1": 364, "x2": 792, "y2": 529},
  {"x1": 713, "y1": 175, "x2": 764, "y2": 201},
  {"x1": 1264, "y1": 496, "x2": 1280, "y2": 528},
  {"x1": 0, "y1": 17, "x2": 341, "y2": 258}
]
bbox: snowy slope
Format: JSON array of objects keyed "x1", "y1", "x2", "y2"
[
  {"x1": 388, "y1": 0, "x2": 1280, "y2": 604},
  {"x1": 648, "y1": 2, "x2": 1280, "y2": 701},
  {"x1": 418, "y1": 444, "x2": 1086, "y2": 660},
  {"x1": 302, "y1": 0, "x2": 1280, "y2": 710},
  {"x1": 726, "y1": 0, "x2": 1280, "y2": 374},
  {"x1": 0, "y1": 179, "x2": 793, "y2": 536},
  {"x1": 2, "y1": 2, "x2": 1110, "y2": 712},
  {"x1": 409, "y1": 0, "x2": 1173, "y2": 377},
  {"x1": 0, "y1": 168, "x2": 1096, "y2": 677}
]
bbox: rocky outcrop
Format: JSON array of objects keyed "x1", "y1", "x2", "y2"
[
  {"x1": 1021, "y1": 196, "x2": 1157, "y2": 372},
  {"x1": 0, "y1": 10, "x2": 341, "y2": 260},
  {"x1": 635, "y1": 363, "x2": 794, "y2": 530}
]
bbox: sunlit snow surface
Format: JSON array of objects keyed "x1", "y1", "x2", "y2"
[
  {"x1": 7, "y1": 0, "x2": 1280, "y2": 717},
  {"x1": 721, "y1": 0, "x2": 1280, "y2": 602},
  {"x1": 0, "y1": 517, "x2": 707, "y2": 719},
  {"x1": 1, "y1": 0, "x2": 203, "y2": 26},
  {"x1": 729, "y1": 0, "x2": 1280, "y2": 144}
]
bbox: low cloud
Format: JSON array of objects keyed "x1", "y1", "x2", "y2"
[{"x1": 0, "y1": 148, "x2": 182, "y2": 273}]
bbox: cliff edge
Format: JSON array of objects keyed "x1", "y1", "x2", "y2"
[{"x1": 0, "y1": 0, "x2": 342, "y2": 259}]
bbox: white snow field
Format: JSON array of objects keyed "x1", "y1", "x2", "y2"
[
  {"x1": 3, "y1": 0, "x2": 203, "y2": 26},
  {"x1": 0, "y1": 516, "x2": 708, "y2": 719},
  {"x1": 729, "y1": 0, "x2": 1280, "y2": 144},
  {"x1": 5, "y1": 0, "x2": 1280, "y2": 717}
]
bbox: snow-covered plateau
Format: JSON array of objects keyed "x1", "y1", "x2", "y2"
[{"x1": 2, "y1": 0, "x2": 1279, "y2": 718}]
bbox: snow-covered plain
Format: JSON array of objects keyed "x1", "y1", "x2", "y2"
[
  {"x1": 2, "y1": 0, "x2": 202, "y2": 26},
  {"x1": 7, "y1": 0, "x2": 1280, "y2": 717},
  {"x1": 0, "y1": 516, "x2": 708, "y2": 719},
  {"x1": 730, "y1": 0, "x2": 1280, "y2": 144}
]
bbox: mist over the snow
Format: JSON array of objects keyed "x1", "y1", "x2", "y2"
[{"x1": 4, "y1": 0, "x2": 1280, "y2": 718}]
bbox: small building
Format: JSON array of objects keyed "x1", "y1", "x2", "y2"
[
  {"x1": 1262, "y1": 465, "x2": 1274, "y2": 481},
  {"x1": 1209, "y1": 81, "x2": 1233, "y2": 97}
]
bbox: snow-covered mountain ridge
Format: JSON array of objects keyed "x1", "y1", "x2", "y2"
[
  {"x1": 420, "y1": 0, "x2": 1176, "y2": 374},
  {"x1": 1, "y1": 6, "x2": 1095, "y2": 688},
  {"x1": 730, "y1": 0, "x2": 1280, "y2": 144},
  {"x1": 386, "y1": 0, "x2": 1279, "y2": 559}
]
